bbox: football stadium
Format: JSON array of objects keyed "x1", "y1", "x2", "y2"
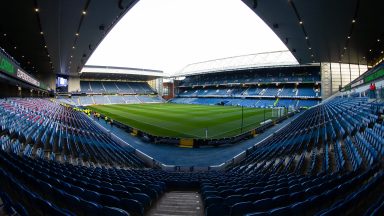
[
  {"x1": 0, "y1": 0, "x2": 384, "y2": 216},
  {"x1": 88, "y1": 104, "x2": 274, "y2": 139}
]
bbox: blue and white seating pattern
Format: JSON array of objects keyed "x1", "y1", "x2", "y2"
[
  {"x1": 171, "y1": 97, "x2": 317, "y2": 108},
  {"x1": 57, "y1": 95, "x2": 163, "y2": 106},
  {"x1": 80, "y1": 81, "x2": 155, "y2": 94},
  {"x1": 0, "y1": 151, "x2": 165, "y2": 216},
  {"x1": 180, "y1": 70, "x2": 321, "y2": 87},
  {"x1": 200, "y1": 97, "x2": 384, "y2": 215},
  {"x1": 0, "y1": 97, "x2": 383, "y2": 216},
  {"x1": 0, "y1": 98, "x2": 144, "y2": 168},
  {"x1": 175, "y1": 85, "x2": 320, "y2": 108},
  {"x1": 179, "y1": 86, "x2": 318, "y2": 98}
]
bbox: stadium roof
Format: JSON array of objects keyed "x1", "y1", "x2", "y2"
[
  {"x1": 175, "y1": 51, "x2": 299, "y2": 77},
  {"x1": 80, "y1": 65, "x2": 163, "y2": 81},
  {"x1": 242, "y1": 0, "x2": 384, "y2": 66},
  {"x1": 1, "y1": 0, "x2": 383, "y2": 86},
  {"x1": 0, "y1": 0, "x2": 138, "y2": 84}
]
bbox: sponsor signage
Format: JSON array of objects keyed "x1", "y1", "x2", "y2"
[
  {"x1": 364, "y1": 68, "x2": 384, "y2": 83},
  {"x1": 17, "y1": 69, "x2": 40, "y2": 87},
  {"x1": 0, "y1": 51, "x2": 44, "y2": 89},
  {"x1": 0, "y1": 53, "x2": 16, "y2": 75}
]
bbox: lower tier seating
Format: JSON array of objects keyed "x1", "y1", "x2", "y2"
[
  {"x1": 80, "y1": 81, "x2": 155, "y2": 94},
  {"x1": 0, "y1": 98, "x2": 144, "y2": 168},
  {"x1": 171, "y1": 97, "x2": 319, "y2": 108},
  {"x1": 57, "y1": 95, "x2": 163, "y2": 106},
  {"x1": 0, "y1": 96, "x2": 383, "y2": 216}
]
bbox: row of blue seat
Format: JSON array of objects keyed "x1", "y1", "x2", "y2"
[
  {"x1": 180, "y1": 69, "x2": 320, "y2": 87},
  {"x1": 201, "y1": 96, "x2": 384, "y2": 215},
  {"x1": 0, "y1": 98, "x2": 144, "y2": 168},
  {"x1": 79, "y1": 81, "x2": 154, "y2": 94},
  {"x1": 178, "y1": 86, "x2": 319, "y2": 98},
  {"x1": 57, "y1": 95, "x2": 163, "y2": 106},
  {"x1": 0, "y1": 96, "x2": 383, "y2": 216},
  {"x1": 171, "y1": 97, "x2": 320, "y2": 108},
  {"x1": 0, "y1": 149, "x2": 167, "y2": 215}
]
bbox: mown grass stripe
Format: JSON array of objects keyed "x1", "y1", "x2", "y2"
[{"x1": 88, "y1": 104, "x2": 274, "y2": 138}]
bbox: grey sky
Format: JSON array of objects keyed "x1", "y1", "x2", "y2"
[{"x1": 86, "y1": 0, "x2": 295, "y2": 75}]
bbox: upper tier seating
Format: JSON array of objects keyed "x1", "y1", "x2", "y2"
[
  {"x1": 178, "y1": 86, "x2": 319, "y2": 98},
  {"x1": 241, "y1": 87, "x2": 263, "y2": 96},
  {"x1": 93, "y1": 95, "x2": 110, "y2": 105},
  {"x1": 279, "y1": 87, "x2": 297, "y2": 97},
  {"x1": 297, "y1": 88, "x2": 317, "y2": 97},
  {"x1": 180, "y1": 70, "x2": 321, "y2": 87},
  {"x1": 174, "y1": 85, "x2": 320, "y2": 108},
  {"x1": 116, "y1": 82, "x2": 135, "y2": 94},
  {"x1": 278, "y1": 99, "x2": 298, "y2": 107},
  {"x1": 175, "y1": 68, "x2": 321, "y2": 110},
  {"x1": 262, "y1": 87, "x2": 279, "y2": 96},
  {"x1": 176, "y1": 69, "x2": 321, "y2": 110},
  {"x1": 298, "y1": 100, "x2": 319, "y2": 107},
  {"x1": 200, "y1": 97, "x2": 384, "y2": 215}
]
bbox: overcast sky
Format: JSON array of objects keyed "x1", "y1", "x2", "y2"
[{"x1": 86, "y1": 0, "x2": 294, "y2": 75}]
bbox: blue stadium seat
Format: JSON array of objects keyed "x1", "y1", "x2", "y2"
[
  {"x1": 102, "y1": 206, "x2": 130, "y2": 216},
  {"x1": 230, "y1": 201, "x2": 259, "y2": 216},
  {"x1": 204, "y1": 196, "x2": 224, "y2": 208},
  {"x1": 120, "y1": 198, "x2": 144, "y2": 216},
  {"x1": 206, "y1": 203, "x2": 230, "y2": 216}
]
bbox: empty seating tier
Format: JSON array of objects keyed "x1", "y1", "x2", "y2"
[
  {"x1": 180, "y1": 68, "x2": 321, "y2": 87},
  {"x1": 0, "y1": 98, "x2": 144, "y2": 168},
  {"x1": 80, "y1": 81, "x2": 155, "y2": 94},
  {"x1": 0, "y1": 96, "x2": 383, "y2": 215},
  {"x1": 174, "y1": 84, "x2": 320, "y2": 108},
  {"x1": 175, "y1": 68, "x2": 321, "y2": 108},
  {"x1": 57, "y1": 95, "x2": 163, "y2": 106}
]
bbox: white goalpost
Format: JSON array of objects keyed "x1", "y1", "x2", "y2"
[{"x1": 272, "y1": 107, "x2": 285, "y2": 118}]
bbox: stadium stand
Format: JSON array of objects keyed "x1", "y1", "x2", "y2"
[
  {"x1": 179, "y1": 68, "x2": 321, "y2": 86},
  {"x1": 80, "y1": 81, "x2": 155, "y2": 95},
  {"x1": 172, "y1": 67, "x2": 321, "y2": 108},
  {"x1": 170, "y1": 97, "x2": 317, "y2": 108},
  {"x1": 0, "y1": 95, "x2": 383, "y2": 215},
  {"x1": 56, "y1": 80, "x2": 163, "y2": 106},
  {"x1": 116, "y1": 82, "x2": 135, "y2": 94},
  {"x1": 108, "y1": 95, "x2": 126, "y2": 104},
  {"x1": 1, "y1": 1, "x2": 384, "y2": 215},
  {"x1": 0, "y1": 98, "x2": 144, "y2": 168},
  {"x1": 79, "y1": 96, "x2": 95, "y2": 106},
  {"x1": 58, "y1": 95, "x2": 163, "y2": 106}
]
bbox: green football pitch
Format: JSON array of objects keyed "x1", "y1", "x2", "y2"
[{"x1": 88, "y1": 103, "x2": 274, "y2": 139}]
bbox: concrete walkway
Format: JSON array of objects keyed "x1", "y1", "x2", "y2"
[{"x1": 146, "y1": 191, "x2": 203, "y2": 216}]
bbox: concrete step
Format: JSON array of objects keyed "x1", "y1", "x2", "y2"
[{"x1": 146, "y1": 191, "x2": 203, "y2": 216}]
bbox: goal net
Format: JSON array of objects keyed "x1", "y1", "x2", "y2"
[{"x1": 272, "y1": 107, "x2": 285, "y2": 118}]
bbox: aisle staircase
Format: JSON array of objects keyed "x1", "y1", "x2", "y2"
[{"x1": 147, "y1": 191, "x2": 203, "y2": 216}]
